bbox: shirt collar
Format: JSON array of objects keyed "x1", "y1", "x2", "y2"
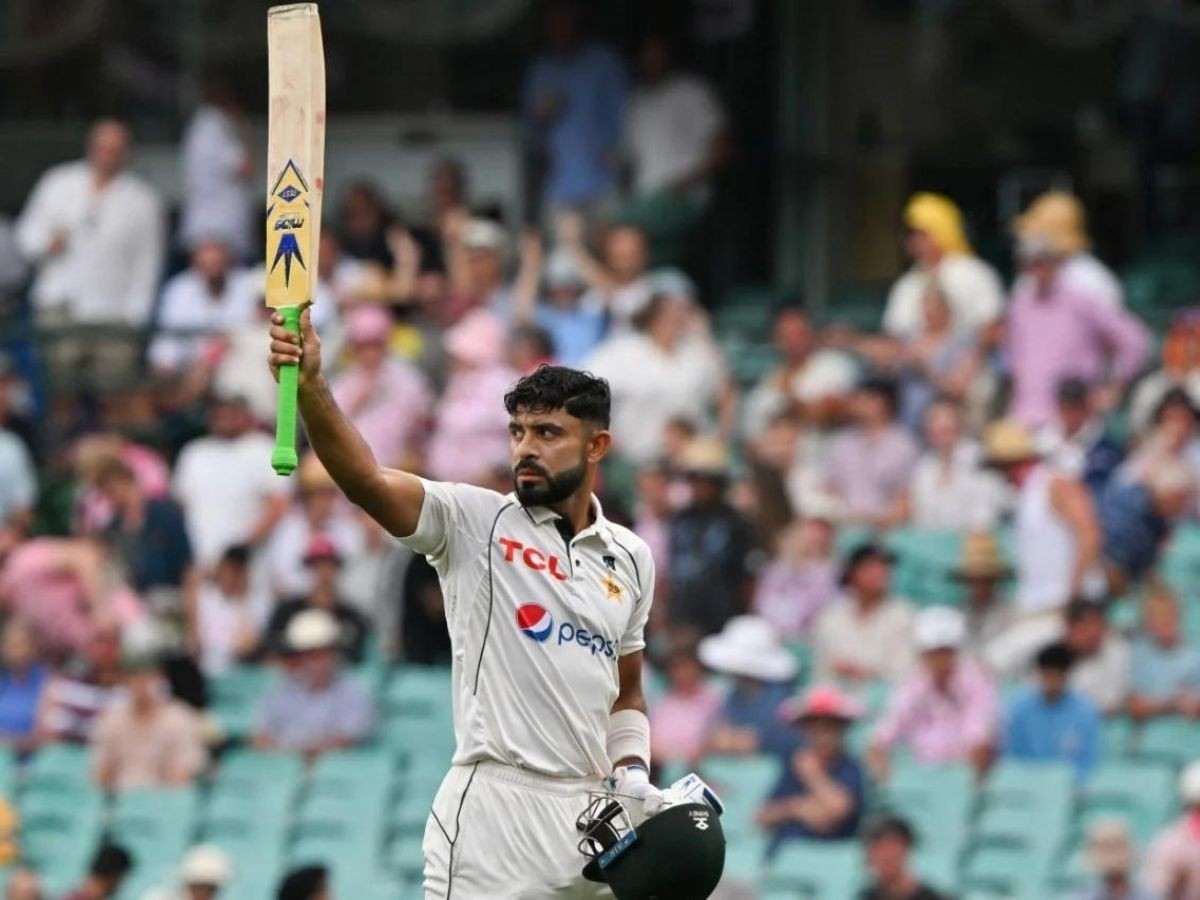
[{"x1": 516, "y1": 494, "x2": 615, "y2": 548}]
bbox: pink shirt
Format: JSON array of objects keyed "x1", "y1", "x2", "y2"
[
  {"x1": 1144, "y1": 814, "x2": 1200, "y2": 900},
  {"x1": 752, "y1": 558, "x2": 837, "y2": 639},
  {"x1": 872, "y1": 657, "x2": 998, "y2": 763},
  {"x1": 77, "y1": 442, "x2": 171, "y2": 533},
  {"x1": 824, "y1": 426, "x2": 918, "y2": 521},
  {"x1": 1006, "y1": 276, "x2": 1149, "y2": 427},
  {"x1": 650, "y1": 685, "x2": 722, "y2": 764},
  {"x1": 332, "y1": 359, "x2": 432, "y2": 467},
  {"x1": 426, "y1": 364, "x2": 518, "y2": 483}
]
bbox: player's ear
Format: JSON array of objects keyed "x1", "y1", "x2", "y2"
[{"x1": 586, "y1": 428, "x2": 611, "y2": 464}]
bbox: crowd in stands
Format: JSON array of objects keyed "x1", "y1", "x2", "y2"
[{"x1": 0, "y1": 2, "x2": 1200, "y2": 898}]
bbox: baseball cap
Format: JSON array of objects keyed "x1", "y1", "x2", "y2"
[
  {"x1": 302, "y1": 534, "x2": 342, "y2": 567},
  {"x1": 461, "y1": 218, "x2": 507, "y2": 253},
  {"x1": 180, "y1": 844, "x2": 231, "y2": 886},
  {"x1": 914, "y1": 606, "x2": 965, "y2": 652}
]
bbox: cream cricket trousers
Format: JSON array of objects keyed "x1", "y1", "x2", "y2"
[{"x1": 423, "y1": 760, "x2": 614, "y2": 899}]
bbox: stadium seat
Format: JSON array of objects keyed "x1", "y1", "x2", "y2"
[
  {"x1": 209, "y1": 665, "x2": 275, "y2": 739},
  {"x1": 1132, "y1": 716, "x2": 1200, "y2": 767},
  {"x1": 961, "y1": 844, "x2": 1047, "y2": 899},
  {"x1": 1078, "y1": 761, "x2": 1175, "y2": 846},
  {"x1": 764, "y1": 839, "x2": 863, "y2": 897},
  {"x1": 384, "y1": 667, "x2": 453, "y2": 722},
  {"x1": 721, "y1": 832, "x2": 769, "y2": 881},
  {"x1": 24, "y1": 743, "x2": 92, "y2": 794},
  {"x1": 698, "y1": 755, "x2": 781, "y2": 840},
  {"x1": 879, "y1": 761, "x2": 972, "y2": 856},
  {"x1": 214, "y1": 749, "x2": 303, "y2": 803},
  {"x1": 980, "y1": 760, "x2": 1073, "y2": 818}
]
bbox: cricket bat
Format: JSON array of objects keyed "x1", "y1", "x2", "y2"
[{"x1": 265, "y1": 2, "x2": 325, "y2": 476}]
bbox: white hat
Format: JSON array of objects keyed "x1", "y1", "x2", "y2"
[
  {"x1": 647, "y1": 267, "x2": 696, "y2": 301},
  {"x1": 915, "y1": 606, "x2": 965, "y2": 652},
  {"x1": 462, "y1": 218, "x2": 507, "y2": 253},
  {"x1": 698, "y1": 616, "x2": 797, "y2": 682},
  {"x1": 180, "y1": 844, "x2": 231, "y2": 886},
  {"x1": 544, "y1": 247, "x2": 584, "y2": 289},
  {"x1": 285, "y1": 608, "x2": 339, "y2": 653},
  {"x1": 1180, "y1": 759, "x2": 1200, "y2": 804}
]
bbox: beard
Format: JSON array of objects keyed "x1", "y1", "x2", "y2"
[{"x1": 513, "y1": 459, "x2": 587, "y2": 507}]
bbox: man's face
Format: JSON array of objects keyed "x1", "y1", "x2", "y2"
[
  {"x1": 87, "y1": 121, "x2": 131, "y2": 178},
  {"x1": 1057, "y1": 400, "x2": 1089, "y2": 437},
  {"x1": 855, "y1": 390, "x2": 891, "y2": 427},
  {"x1": 185, "y1": 885, "x2": 218, "y2": 900},
  {"x1": 127, "y1": 669, "x2": 161, "y2": 706},
  {"x1": 605, "y1": 228, "x2": 648, "y2": 281},
  {"x1": 774, "y1": 312, "x2": 813, "y2": 361},
  {"x1": 209, "y1": 402, "x2": 249, "y2": 439},
  {"x1": 214, "y1": 560, "x2": 247, "y2": 597},
  {"x1": 1039, "y1": 667, "x2": 1069, "y2": 701},
  {"x1": 302, "y1": 486, "x2": 338, "y2": 523},
  {"x1": 924, "y1": 404, "x2": 960, "y2": 452},
  {"x1": 466, "y1": 247, "x2": 503, "y2": 290},
  {"x1": 1067, "y1": 613, "x2": 1106, "y2": 655},
  {"x1": 88, "y1": 629, "x2": 122, "y2": 671},
  {"x1": 866, "y1": 833, "x2": 909, "y2": 884},
  {"x1": 852, "y1": 557, "x2": 891, "y2": 596},
  {"x1": 193, "y1": 240, "x2": 231, "y2": 282},
  {"x1": 803, "y1": 718, "x2": 845, "y2": 757},
  {"x1": 509, "y1": 407, "x2": 601, "y2": 507},
  {"x1": 308, "y1": 558, "x2": 341, "y2": 592},
  {"x1": 923, "y1": 647, "x2": 957, "y2": 685},
  {"x1": 904, "y1": 228, "x2": 938, "y2": 266}
]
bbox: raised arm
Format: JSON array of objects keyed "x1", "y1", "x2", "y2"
[{"x1": 269, "y1": 307, "x2": 426, "y2": 537}]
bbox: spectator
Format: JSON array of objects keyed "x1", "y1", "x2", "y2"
[
  {"x1": 144, "y1": 844, "x2": 232, "y2": 900},
  {"x1": 444, "y1": 217, "x2": 520, "y2": 323},
  {"x1": 898, "y1": 280, "x2": 987, "y2": 428},
  {"x1": 1062, "y1": 600, "x2": 1133, "y2": 716},
  {"x1": 513, "y1": 241, "x2": 606, "y2": 367},
  {"x1": 74, "y1": 433, "x2": 172, "y2": 531},
  {"x1": 1036, "y1": 378, "x2": 1125, "y2": 494},
  {"x1": 263, "y1": 535, "x2": 370, "y2": 664},
  {"x1": 173, "y1": 392, "x2": 288, "y2": 567},
  {"x1": 812, "y1": 544, "x2": 916, "y2": 688},
  {"x1": 0, "y1": 380, "x2": 34, "y2": 553},
  {"x1": 666, "y1": 438, "x2": 756, "y2": 634},
  {"x1": 15, "y1": 119, "x2": 164, "y2": 327},
  {"x1": 424, "y1": 310, "x2": 518, "y2": 483},
  {"x1": 191, "y1": 545, "x2": 271, "y2": 677},
  {"x1": 860, "y1": 816, "x2": 949, "y2": 900},
  {"x1": 522, "y1": 0, "x2": 628, "y2": 213},
  {"x1": 756, "y1": 685, "x2": 866, "y2": 852},
  {"x1": 254, "y1": 609, "x2": 374, "y2": 756},
  {"x1": 983, "y1": 420, "x2": 1103, "y2": 673},
  {"x1": 330, "y1": 305, "x2": 432, "y2": 470},
  {"x1": 1128, "y1": 309, "x2": 1200, "y2": 434},
  {"x1": 632, "y1": 462, "x2": 672, "y2": 606},
  {"x1": 1006, "y1": 195, "x2": 1149, "y2": 429},
  {"x1": 62, "y1": 843, "x2": 133, "y2": 900},
  {"x1": 0, "y1": 537, "x2": 144, "y2": 659},
  {"x1": 869, "y1": 606, "x2": 998, "y2": 778},
  {"x1": 562, "y1": 217, "x2": 651, "y2": 329},
  {"x1": 5, "y1": 869, "x2": 42, "y2": 900},
  {"x1": 265, "y1": 454, "x2": 366, "y2": 600},
  {"x1": 742, "y1": 304, "x2": 858, "y2": 440},
  {"x1": 823, "y1": 379, "x2": 919, "y2": 527},
  {"x1": 1003, "y1": 642, "x2": 1100, "y2": 781},
  {"x1": 276, "y1": 865, "x2": 329, "y2": 900},
  {"x1": 93, "y1": 456, "x2": 193, "y2": 598},
  {"x1": 1143, "y1": 759, "x2": 1200, "y2": 899},
  {"x1": 899, "y1": 397, "x2": 1006, "y2": 531},
  {"x1": 883, "y1": 192, "x2": 1004, "y2": 339},
  {"x1": 148, "y1": 238, "x2": 257, "y2": 374},
  {"x1": 1013, "y1": 192, "x2": 1124, "y2": 309},
  {"x1": 950, "y1": 532, "x2": 1015, "y2": 659},
  {"x1": 0, "y1": 619, "x2": 48, "y2": 751},
  {"x1": 90, "y1": 650, "x2": 208, "y2": 791},
  {"x1": 751, "y1": 515, "x2": 838, "y2": 640},
  {"x1": 179, "y1": 78, "x2": 253, "y2": 258},
  {"x1": 424, "y1": 156, "x2": 469, "y2": 234},
  {"x1": 588, "y1": 283, "x2": 732, "y2": 465},
  {"x1": 649, "y1": 640, "x2": 722, "y2": 767},
  {"x1": 1078, "y1": 818, "x2": 1155, "y2": 900},
  {"x1": 698, "y1": 615, "x2": 797, "y2": 758},
  {"x1": 35, "y1": 624, "x2": 123, "y2": 744},
  {"x1": 1129, "y1": 588, "x2": 1200, "y2": 721},
  {"x1": 338, "y1": 181, "x2": 395, "y2": 266},
  {"x1": 621, "y1": 34, "x2": 729, "y2": 263},
  {"x1": 1098, "y1": 388, "x2": 1197, "y2": 590}
]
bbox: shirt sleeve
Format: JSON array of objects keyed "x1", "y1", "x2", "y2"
[
  {"x1": 123, "y1": 187, "x2": 165, "y2": 327},
  {"x1": 961, "y1": 666, "x2": 999, "y2": 747},
  {"x1": 14, "y1": 169, "x2": 58, "y2": 261},
  {"x1": 870, "y1": 679, "x2": 917, "y2": 751},
  {"x1": 1083, "y1": 296, "x2": 1150, "y2": 385},
  {"x1": 619, "y1": 541, "x2": 655, "y2": 656},
  {"x1": 398, "y1": 478, "x2": 508, "y2": 574}
]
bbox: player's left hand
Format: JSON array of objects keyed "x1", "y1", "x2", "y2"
[{"x1": 607, "y1": 765, "x2": 664, "y2": 817}]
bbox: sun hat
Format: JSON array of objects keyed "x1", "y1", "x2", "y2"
[
  {"x1": 951, "y1": 532, "x2": 1012, "y2": 581},
  {"x1": 914, "y1": 606, "x2": 966, "y2": 652},
  {"x1": 982, "y1": 419, "x2": 1041, "y2": 466},
  {"x1": 284, "y1": 608, "x2": 340, "y2": 654},
  {"x1": 697, "y1": 616, "x2": 797, "y2": 683},
  {"x1": 677, "y1": 437, "x2": 731, "y2": 478},
  {"x1": 1014, "y1": 191, "x2": 1089, "y2": 257},
  {"x1": 180, "y1": 844, "x2": 232, "y2": 887},
  {"x1": 904, "y1": 193, "x2": 971, "y2": 255}
]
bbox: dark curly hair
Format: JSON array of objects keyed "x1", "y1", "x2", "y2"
[{"x1": 504, "y1": 365, "x2": 610, "y2": 429}]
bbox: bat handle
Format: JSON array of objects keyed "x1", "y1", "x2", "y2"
[{"x1": 271, "y1": 304, "x2": 302, "y2": 476}]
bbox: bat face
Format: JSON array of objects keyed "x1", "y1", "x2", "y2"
[{"x1": 265, "y1": 2, "x2": 325, "y2": 310}]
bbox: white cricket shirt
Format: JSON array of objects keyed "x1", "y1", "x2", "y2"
[{"x1": 401, "y1": 479, "x2": 654, "y2": 778}]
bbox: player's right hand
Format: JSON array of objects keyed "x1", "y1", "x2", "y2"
[{"x1": 268, "y1": 305, "x2": 322, "y2": 387}]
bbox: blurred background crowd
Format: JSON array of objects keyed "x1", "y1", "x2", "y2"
[{"x1": 4, "y1": 0, "x2": 1200, "y2": 898}]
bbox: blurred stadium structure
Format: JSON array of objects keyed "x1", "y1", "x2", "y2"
[{"x1": 4, "y1": 1, "x2": 1200, "y2": 899}]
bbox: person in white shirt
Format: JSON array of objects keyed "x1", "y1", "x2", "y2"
[
  {"x1": 586, "y1": 272, "x2": 733, "y2": 464},
  {"x1": 883, "y1": 193, "x2": 1004, "y2": 340},
  {"x1": 191, "y1": 544, "x2": 272, "y2": 676},
  {"x1": 179, "y1": 80, "x2": 253, "y2": 259},
  {"x1": 268, "y1": 309, "x2": 660, "y2": 898},
  {"x1": 15, "y1": 119, "x2": 164, "y2": 327},
  {"x1": 148, "y1": 238, "x2": 258, "y2": 373},
  {"x1": 172, "y1": 393, "x2": 289, "y2": 568}
]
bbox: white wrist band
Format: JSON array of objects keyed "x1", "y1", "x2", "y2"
[{"x1": 607, "y1": 708, "x2": 651, "y2": 768}]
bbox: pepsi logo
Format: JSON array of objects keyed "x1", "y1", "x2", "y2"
[{"x1": 515, "y1": 604, "x2": 553, "y2": 642}]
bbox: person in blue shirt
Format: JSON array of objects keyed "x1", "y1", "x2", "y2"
[
  {"x1": 0, "y1": 618, "x2": 48, "y2": 751},
  {"x1": 1129, "y1": 587, "x2": 1200, "y2": 721},
  {"x1": 1004, "y1": 641, "x2": 1101, "y2": 781},
  {"x1": 757, "y1": 684, "x2": 867, "y2": 855},
  {"x1": 521, "y1": 0, "x2": 629, "y2": 212}
]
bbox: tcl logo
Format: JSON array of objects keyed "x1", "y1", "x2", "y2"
[{"x1": 498, "y1": 538, "x2": 569, "y2": 582}]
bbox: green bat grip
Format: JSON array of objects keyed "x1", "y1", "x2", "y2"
[{"x1": 271, "y1": 304, "x2": 302, "y2": 476}]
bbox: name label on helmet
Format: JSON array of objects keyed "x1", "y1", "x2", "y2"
[{"x1": 598, "y1": 829, "x2": 638, "y2": 870}]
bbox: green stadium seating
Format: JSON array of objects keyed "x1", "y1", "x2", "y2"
[
  {"x1": 961, "y1": 844, "x2": 1046, "y2": 899},
  {"x1": 879, "y1": 761, "x2": 973, "y2": 856},
  {"x1": 1078, "y1": 761, "x2": 1175, "y2": 846},
  {"x1": 1131, "y1": 716, "x2": 1200, "y2": 767},
  {"x1": 764, "y1": 839, "x2": 863, "y2": 897},
  {"x1": 24, "y1": 743, "x2": 91, "y2": 794},
  {"x1": 980, "y1": 760, "x2": 1074, "y2": 819},
  {"x1": 384, "y1": 667, "x2": 453, "y2": 722},
  {"x1": 697, "y1": 755, "x2": 781, "y2": 840},
  {"x1": 722, "y1": 831, "x2": 769, "y2": 881}
]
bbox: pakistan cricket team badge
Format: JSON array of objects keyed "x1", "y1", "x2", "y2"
[{"x1": 602, "y1": 575, "x2": 623, "y2": 603}]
